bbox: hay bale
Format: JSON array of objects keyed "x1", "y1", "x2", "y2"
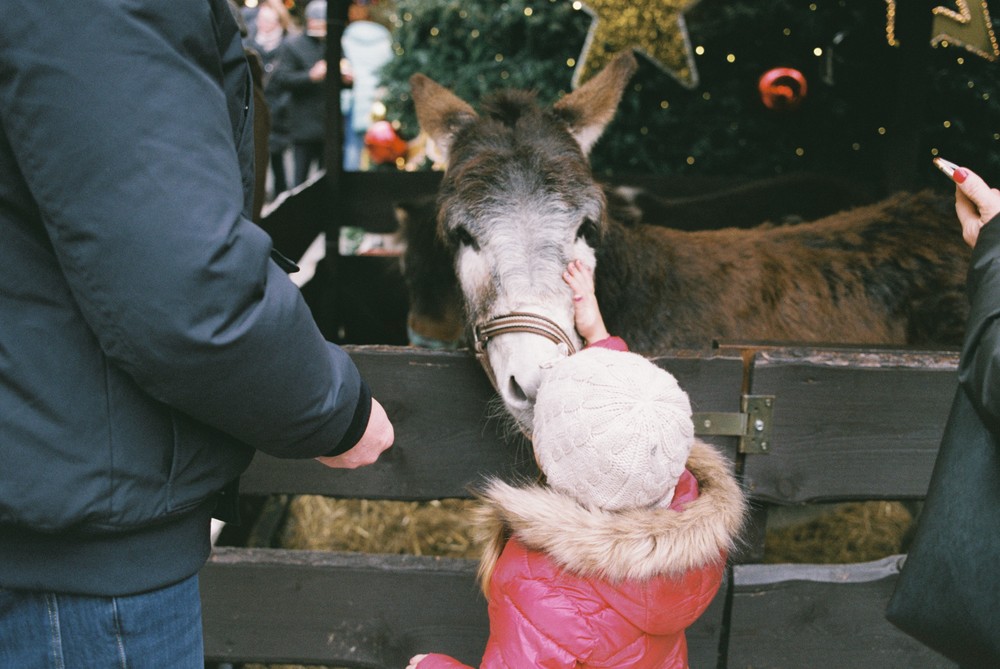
[
  {"x1": 763, "y1": 500, "x2": 914, "y2": 564},
  {"x1": 280, "y1": 496, "x2": 479, "y2": 559},
  {"x1": 279, "y1": 497, "x2": 915, "y2": 565}
]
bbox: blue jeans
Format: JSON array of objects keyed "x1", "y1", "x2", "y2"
[{"x1": 0, "y1": 574, "x2": 203, "y2": 669}]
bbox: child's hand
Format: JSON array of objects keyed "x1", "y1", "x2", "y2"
[
  {"x1": 406, "y1": 654, "x2": 428, "y2": 669},
  {"x1": 563, "y1": 260, "x2": 609, "y2": 344}
]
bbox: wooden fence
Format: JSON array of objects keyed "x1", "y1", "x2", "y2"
[{"x1": 200, "y1": 343, "x2": 959, "y2": 668}]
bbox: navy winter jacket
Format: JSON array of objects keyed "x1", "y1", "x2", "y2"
[{"x1": 0, "y1": 0, "x2": 370, "y2": 596}]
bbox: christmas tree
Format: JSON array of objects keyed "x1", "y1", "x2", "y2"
[{"x1": 378, "y1": 0, "x2": 1000, "y2": 194}]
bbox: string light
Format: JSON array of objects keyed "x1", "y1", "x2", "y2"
[{"x1": 885, "y1": 0, "x2": 898, "y2": 47}]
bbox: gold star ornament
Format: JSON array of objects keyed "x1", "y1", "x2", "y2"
[
  {"x1": 885, "y1": 0, "x2": 998, "y2": 60},
  {"x1": 572, "y1": 0, "x2": 703, "y2": 89},
  {"x1": 932, "y1": 0, "x2": 999, "y2": 60}
]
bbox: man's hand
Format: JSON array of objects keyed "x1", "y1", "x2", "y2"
[{"x1": 315, "y1": 398, "x2": 394, "y2": 469}]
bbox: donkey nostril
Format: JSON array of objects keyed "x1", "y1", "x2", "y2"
[{"x1": 508, "y1": 376, "x2": 530, "y2": 404}]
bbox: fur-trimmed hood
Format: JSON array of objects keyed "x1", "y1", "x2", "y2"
[{"x1": 473, "y1": 441, "x2": 746, "y2": 583}]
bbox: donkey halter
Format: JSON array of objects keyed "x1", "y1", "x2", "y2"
[{"x1": 472, "y1": 312, "x2": 578, "y2": 394}]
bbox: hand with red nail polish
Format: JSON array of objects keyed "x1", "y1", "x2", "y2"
[
  {"x1": 562, "y1": 260, "x2": 609, "y2": 344},
  {"x1": 952, "y1": 165, "x2": 1000, "y2": 247}
]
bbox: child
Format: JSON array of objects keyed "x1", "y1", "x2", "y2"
[{"x1": 407, "y1": 261, "x2": 746, "y2": 669}]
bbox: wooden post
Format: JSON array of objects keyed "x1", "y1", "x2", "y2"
[{"x1": 318, "y1": 0, "x2": 350, "y2": 342}]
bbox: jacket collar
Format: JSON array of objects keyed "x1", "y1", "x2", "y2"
[{"x1": 474, "y1": 441, "x2": 747, "y2": 581}]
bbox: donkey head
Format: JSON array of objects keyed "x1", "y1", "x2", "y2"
[{"x1": 410, "y1": 52, "x2": 637, "y2": 430}]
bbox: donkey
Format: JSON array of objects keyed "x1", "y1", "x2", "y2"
[{"x1": 409, "y1": 52, "x2": 970, "y2": 430}]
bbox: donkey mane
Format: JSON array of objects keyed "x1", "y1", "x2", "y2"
[
  {"x1": 450, "y1": 89, "x2": 595, "y2": 177},
  {"x1": 477, "y1": 89, "x2": 542, "y2": 126}
]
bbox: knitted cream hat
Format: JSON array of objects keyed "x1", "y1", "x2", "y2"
[{"x1": 532, "y1": 347, "x2": 694, "y2": 511}]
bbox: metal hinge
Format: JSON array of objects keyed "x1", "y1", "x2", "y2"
[{"x1": 693, "y1": 394, "x2": 775, "y2": 454}]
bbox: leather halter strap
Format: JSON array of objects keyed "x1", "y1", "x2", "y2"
[{"x1": 473, "y1": 312, "x2": 578, "y2": 394}]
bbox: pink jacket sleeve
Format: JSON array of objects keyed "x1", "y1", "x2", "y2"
[
  {"x1": 586, "y1": 335, "x2": 628, "y2": 351},
  {"x1": 414, "y1": 653, "x2": 474, "y2": 669}
]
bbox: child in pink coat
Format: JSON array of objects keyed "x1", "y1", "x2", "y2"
[{"x1": 407, "y1": 261, "x2": 746, "y2": 669}]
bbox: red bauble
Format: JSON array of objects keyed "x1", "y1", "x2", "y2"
[
  {"x1": 364, "y1": 120, "x2": 408, "y2": 164},
  {"x1": 758, "y1": 67, "x2": 807, "y2": 111}
]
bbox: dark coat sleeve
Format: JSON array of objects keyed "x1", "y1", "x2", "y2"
[
  {"x1": 0, "y1": 0, "x2": 367, "y2": 458},
  {"x1": 270, "y1": 37, "x2": 318, "y2": 92},
  {"x1": 958, "y1": 214, "x2": 1000, "y2": 432}
]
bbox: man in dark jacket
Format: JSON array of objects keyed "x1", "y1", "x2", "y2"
[
  {"x1": 271, "y1": 0, "x2": 330, "y2": 187},
  {"x1": 0, "y1": 2, "x2": 393, "y2": 667}
]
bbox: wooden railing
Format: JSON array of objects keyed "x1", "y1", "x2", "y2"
[{"x1": 201, "y1": 344, "x2": 958, "y2": 668}]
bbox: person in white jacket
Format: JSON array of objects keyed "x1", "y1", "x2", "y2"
[{"x1": 341, "y1": 0, "x2": 393, "y2": 170}]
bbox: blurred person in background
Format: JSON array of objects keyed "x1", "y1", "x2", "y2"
[
  {"x1": 249, "y1": 0, "x2": 299, "y2": 198},
  {"x1": 271, "y1": 0, "x2": 329, "y2": 187},
  {"x1": 340, "y1": 0, "x2": 393, "y2": 170}
]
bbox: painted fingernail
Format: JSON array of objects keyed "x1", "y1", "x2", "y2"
[
  {"x1": 573, "y1": 294, "x2": 583, "y2": 302},
  {"x1": 954, "y1": 168, "x2": 969, "y2": 184}
]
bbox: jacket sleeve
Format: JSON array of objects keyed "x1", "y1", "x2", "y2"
[
  {"x1": 586, "y1": 335, "x2": 629, "y2": 351},
  {"x1": 412, "y1": 654, "x2": 474, "y2": 669},
  {"x1": 958, "y1": 215, "x2": 1000, "y2": 432},
  {"x1": 271, "y1": 39, "x2": 318, "y2": 92},
  {"x1": 0, "y1": 1, "x2": 367, "y2": 458}
]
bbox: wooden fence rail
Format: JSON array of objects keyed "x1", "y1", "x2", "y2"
[{"x1": 201, "y1": 344, "x2": 959, "y2": 668}]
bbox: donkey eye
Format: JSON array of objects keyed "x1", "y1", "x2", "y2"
[
  {"x1": 450, "y1": 225, "x2": 479, "y2": 251},
  {"x1": 576, "y1": 218, "x2": 599, "y2": 246}
]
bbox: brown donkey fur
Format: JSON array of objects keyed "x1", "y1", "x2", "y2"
[{"x1": 404, "y1": 52, "x2": 970, "y2": 356}]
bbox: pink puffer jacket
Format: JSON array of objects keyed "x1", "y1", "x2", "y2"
[{"x1": 415, "y1": 441, "x2": 745, "y2": 669}]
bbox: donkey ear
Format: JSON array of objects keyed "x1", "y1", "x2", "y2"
[
  {"x1": 410, "y1": 74, "x2": 478, "y2": 164},
  {"x1": 553, "y1": 51, "x2": 638, "y2": 155}
]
